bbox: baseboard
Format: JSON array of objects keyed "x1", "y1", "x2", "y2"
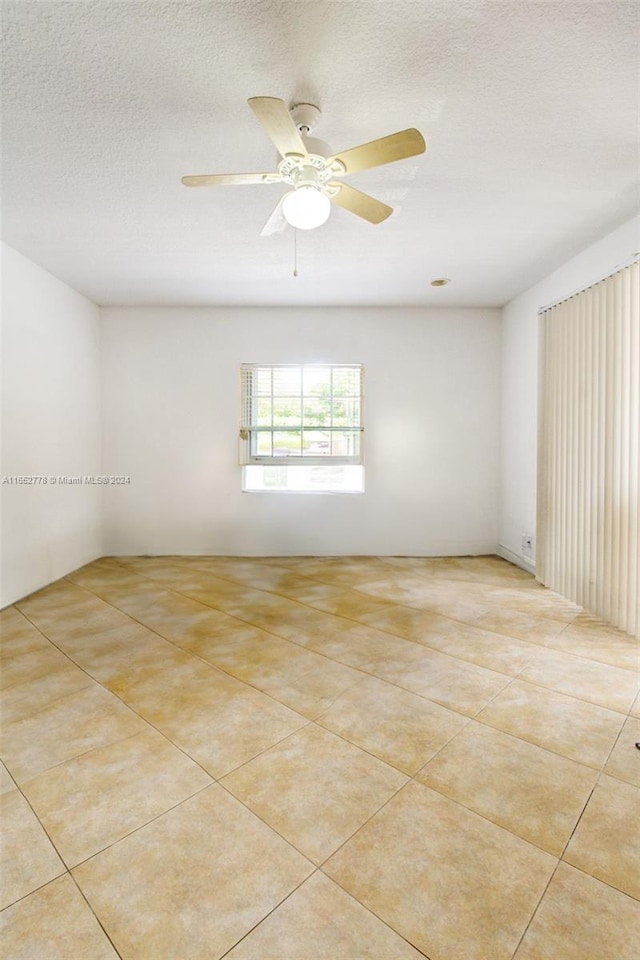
[{"x1": 497, "y1": 544, "x2": 536, "y2": 575}]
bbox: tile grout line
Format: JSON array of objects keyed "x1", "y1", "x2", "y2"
[
  {"x1": 9, "y1": 586, "x2": 445, "y2": 802},
  {"x1": 66, "y1": 560, "x2": 632, "y2": 724},
  {"x1": 36, "y1": 563, "x2": 631, "y2": 786},
  {"x1": 65, "y1": 560, "x2": 637, "y2": 739},
  {"x1": 29, "y1": 577, "x2": 516, "y2": 786},
  {"x1": 110, "y1": 553, "x2": 585, "y2": 655},
  {"x1": 103, "y1": 555, "x2": 639, "y2": 701},
  {"x1": 67, "y1": 872, "x2": 125, "y2": 960},
  {"x1": 12, "y1": 603, "x2": 340, "y2": 850},
  {"x1": 12, "y1": 569, "x2": 633, "y2": 794},
  {"x1": 215, "y1": 863, "x2": 432, "y2": 960},
  {"x1": 55, "y1": 570, "x2": 489, "y2": 725},
  {"x1": 114, "y1": 552, "x2": 577, "y2": 631},
  {"x1": 4, "y1": 556, "x2": 637, "y2": 958},
  {"x1": 9, "y1": 594, "x2": 379, "y2": 886},
  {"x1": 104, "y1": 558, "x2": 636, "y2": 904}
]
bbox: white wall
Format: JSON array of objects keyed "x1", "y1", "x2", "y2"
[
  {"x1": 1, "y1": 243, "x2": 102, "y2": 606},
  {"x1": 499, "y1": 215, "x2": 640, "y2": 571},
  {"x1": 101, "y1": 306, "x2": 501, "y2": 557}
]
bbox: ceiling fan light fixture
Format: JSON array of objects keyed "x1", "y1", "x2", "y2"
[{"x1": 282, "y1": 186, "x2": 331, "y2": 230}]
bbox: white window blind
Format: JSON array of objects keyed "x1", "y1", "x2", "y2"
[
  {"x1": 537, "y1": 260, "x2": 639, "y2": 637},
  {"x1": 240, "y1": 364, "x2": 364, "y2": 466}
]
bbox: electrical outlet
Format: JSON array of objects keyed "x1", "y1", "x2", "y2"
[{"x1": 522, "y1": 535, "x2": 534, "y2": 557}]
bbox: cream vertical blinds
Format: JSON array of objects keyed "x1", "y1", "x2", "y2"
[{"x1": 537, "y1": 260, "x2": 640, "y2": 637}]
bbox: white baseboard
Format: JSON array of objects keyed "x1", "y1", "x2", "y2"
[{"x1": 497, "y1": 544, "x2": 536, "y2": 575}]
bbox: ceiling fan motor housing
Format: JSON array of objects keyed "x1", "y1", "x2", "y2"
[{"x1": 290, "y1": 102, "x2": 322, "y2": 136}]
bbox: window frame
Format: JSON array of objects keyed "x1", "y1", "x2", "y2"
[{"x1": 239, "y1": 363, "x2": 365, "y2": 467}]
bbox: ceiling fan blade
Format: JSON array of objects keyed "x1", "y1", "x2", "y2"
[
  {"x1": 247, "y1": 97, "x2": 308, "y2": 159},
  {"x1": 261, "y1": 193, "x2": 290, "y2": 237},
  {"x1": 182, "y1": 172, "x2": 280, "y2": 187},
  {"x1": 328, "y1": 128, "x2": 425, "y2": 175},
  {"x1": 328, "y1": 182, "x2": 392, "y2": 224}
]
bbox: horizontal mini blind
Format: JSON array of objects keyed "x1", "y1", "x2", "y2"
[
  {"x1": 240, "y1": 364, "x2": 364, "y2": 465},
  {"x1": 537, "y1": 260, "x2": 639, "y2": 637}
]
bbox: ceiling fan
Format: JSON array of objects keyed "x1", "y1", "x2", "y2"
[{"x1": 181, "y1": 97, "x2": 426, "y2": 235}]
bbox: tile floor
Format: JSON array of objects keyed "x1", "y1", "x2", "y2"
[{"x1": 1, "y1": 554, "x2": 639, "y2": 959}]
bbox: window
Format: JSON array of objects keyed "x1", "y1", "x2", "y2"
[{"x1": 240, "y1": 364, "x2": 364, "y2": 492}]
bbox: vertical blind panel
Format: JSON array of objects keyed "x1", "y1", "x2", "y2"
[{"x1": 537, "y1": 261, "x2": 640, "y2": 637}]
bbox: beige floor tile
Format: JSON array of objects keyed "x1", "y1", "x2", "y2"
[
  {"x1": 16, "y1": 584, "x2": 116, "y2": 629},
  {"x1": 298, "y1": 587, "x2": 397, "y2": 621},
  {"x1": 194, "y1": 564, "x2": 321, "y2": 599},
  {"x1": 256, "y1": 657, "x2": 365, "y2": 720},
  {"x1": 22, "y1": 727, "x2": 213, "y2": 866},
  {"x1": 1, "y1": 684, "x2": 147, "y2": 783},
  {"x1": 564, "y1": 774, "x2": 640, "y2": 898},
  {"x1": 89, "y1": 582, "x2": 236, "y2": 643},
  {"x1": 364, "y1": 641, "x2": 511, "y2": 716},
  {"x1": 362, "y1": 605, "x2": 541, "y2": 675},
  {"x1": 519, "y1": 646, "x2": 639, "y2": 714},
  {"x1": 417, "y1": 721, "x2": 598, "y2": 855},
  {"x1": 221, "y1": 723, "x2": 407, "y2": 864},
  {"x1": 469, "y1": 607, "x2": 569, "y2": 645},
  {"x1": 356, "y1": 576, "x2": 492, "y2": 623},
  {"x1": 477, "y1": 680, "x2": 625, "y2": 769},
  {"x1": 16, "y1": 579, "x2": 93, "y2": 611},
  {"x1": 76, "y1": 576, "x2": 176, "y2": 619},
  {"x1": 0, "y1": 761, "x2": 16, "y2": 795},
  {"x1": 180, "y1": 617, "x2": 320, "y2": 677},
  {"x1": 281, "y1": 558, "x2": 394, "y2": 587},
  {"x1": 1, "y1": 660, "x2": 94, "y2": 724},
  {"x1": 1, "y1": 644, "x2": 76, "y2": 690},
  {"x1": 113, "y1": 658, "x2": 307, "y2": 777},
  {"x1": 73, "y1": 785, "x2": 313, "y2": 960},
  {"x1": 154, "y1": 689, "x2": 308, "y2": 779},
  {"x1": 317, "y1": 674, "x2": 468, "y2": 774},
  {"x1": 179, "y1": 617, "x2": 365, "y2": 718},
  {"x1": 138, "y1": 602, "x2": 248, "y2": 648},
  {"x1": 65, "y1": 562, "x2": 147, "y2": 592},
  {"x1": 227, "y1": 596, "x2": 352, "y2": 642},
  {"x1": 267, "y1": 579, "x2": 347, "y2": 602},
  {"x1": 176, "y1": 577, "x2": 275, "y2": 613},
  {"x1": 32, "y1": 609, "x2": 145, "y2": 658},
  {"x1": 0, "y1": 787, "x2": 65, "y2": 908},
  {"x1": 0, "y1": 874, "x2": 120, "y2": 960},
  {"x1": 107, "y1": 654, "x2": 245, "y2": 726},
  {"x1": 481, "y1": 584, "x2": 581, "y2": 623},
  {"x1": 355, "y1": 575, "x2": 459, "y2": 607},
  {"x1": 546, "y1": 621, "x2": 639, "y2": 672},
  {"x1": 0, "y1": 606, "x2": 50, "y2": 658},
  {"x1": 15, "y1": 598, "x2": 130, "y2": 647},
  {"x1": 81, "y1": 581, "x2": 188, "y2": 616},
  {"x1": 296, "y1": 621, "x2": 421, "y2": 671},
  {"x1": 382, "y1": 555, "x2": 532, "y2": 586},
  {"x1": 225, "y1": 871, "x2": 425, "y2": 959},
  {"x1": 513, "y1": 862, "x2": 640, "y2": 960},
  {"x1": 604, "y1": 716, "x2": 640, "y2": 786},
  {"x1": 67, "y1": 625, "x2": 190, "y2": 688},
  {"x1": 4, "y1": 555, "x2": 634, "y2": 959},
  {"x1": 324, "y1": 780, "x2": 556, "y2": 960}
]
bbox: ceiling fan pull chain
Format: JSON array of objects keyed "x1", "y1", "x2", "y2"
[{"x1": 293, "y1": 228, "x2": 298, "y2": 277}]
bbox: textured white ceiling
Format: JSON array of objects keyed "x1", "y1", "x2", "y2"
[{"x1": 1, "y1": 0, "x2": 638, "y2": 307}]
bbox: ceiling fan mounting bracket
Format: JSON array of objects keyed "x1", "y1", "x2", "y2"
[{"x1": 290, "y1": 102, "x2": 322, "y2": 136}]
